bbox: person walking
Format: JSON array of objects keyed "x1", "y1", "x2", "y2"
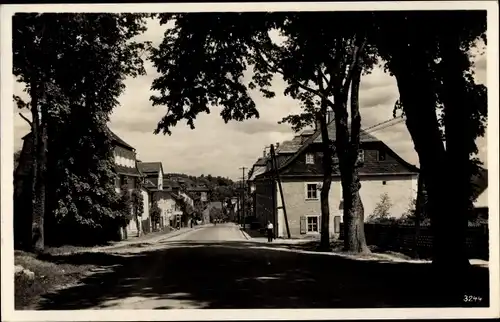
[{"x1": 266, "y1": 221, "x2": 274, "y2": 242}]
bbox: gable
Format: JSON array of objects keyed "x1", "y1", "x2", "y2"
[{"x1": 138, "y1": 162, "x2": 163, "y2": 176}]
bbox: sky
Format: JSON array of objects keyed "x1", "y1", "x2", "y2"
[{"x1": 13, "y1": 18, "x2": 488, "y2": 181}]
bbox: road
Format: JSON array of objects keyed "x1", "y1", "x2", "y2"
[{"x1": 35, "y1": 223, "x2": 489, "y2": 309}]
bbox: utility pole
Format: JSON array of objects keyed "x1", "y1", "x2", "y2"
[
  {"x1": 270, "y1": 144, "x2": 291, "y2": 239},
  {"x1": 239, "y1": 166, "x2": 247, "y2": 230}
]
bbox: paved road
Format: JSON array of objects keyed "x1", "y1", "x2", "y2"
[
  {"x1": 35, "y1": 223, "x2": 489, "y2": 309},
  {"x1": 164, "y1": 223, "x2": 248, "y2": 242}
]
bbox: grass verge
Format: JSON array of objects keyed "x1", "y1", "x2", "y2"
[{"x1": 14, "y1": 250, "x2": 97, "y2": 309}]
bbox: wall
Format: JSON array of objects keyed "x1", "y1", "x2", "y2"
[
  {"x1": 158, "y1": 168, "x2": 163, "y2": 190},
  {"x1": 278, "y1": 179, "x2": 342, "y2": 238},
  {"x1": 113, "y1": 145, "x2": 136, "y2": 169},
  {"x1": 153, "y1": 191, "x2": 173, "y2": 228},
  {"x1": 360, "y1": 175, "x2": 418, "y2": 220}
]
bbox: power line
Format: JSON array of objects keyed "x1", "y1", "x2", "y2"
[
  {"x1": 363, "y1": 114, "x2": 405, "y2": 133},
  {"x1": 365, "y1": 117, "x2": 406, "y2": 136}
]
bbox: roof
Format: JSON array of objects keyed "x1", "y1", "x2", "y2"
[
  {"x1": 276, "y1": 132, "x2": 311, "y2": 154},
  {"x1": 21, "y1": 132, "x2": 32, "y2": 140},
  {"x1": 254, "y1": 157, "x2": 268, "y2": 166},
  {"x1": 138, "y1": 162, "x2": 163, "y2": 175},
  {"x1": 312, "y1": 123, "x2": 380, "y2": 144},
  {"x1": 114, "y1": 164, "x2": 142, "y2": 177},
  {"x1": 471, "y1": 167, "x2": 488, "y2": 198},
  {"x1": 22, "y1": 127, "x2": 136, "y2": 152},
  {"x1": 256, "y1": 119, "x2": 417, "y2": 179},
  {"x1": 143, "y1": 178, "x2": 157, "y2": 189},
  {"x1": 474, "y1": 187, "x2": 488, "y2": 208},
  {"x1": 163, "y1": 179, "x2": 181, "y2": 189},
  {"x1": 106, "y1": 127, "x2": 135, "y2": 150},
  {"x1": 248, "y1": 165, "x2": 267, "y2": 181}
]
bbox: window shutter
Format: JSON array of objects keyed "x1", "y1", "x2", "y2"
[
  {"x1": 300, "y1": 216, "x2": 306, "y2": 234},
  {"x1": 318, "y1": 215, "x2": 322, "y2": 233},
  {"x1": 334, "y1": 216, "x2": 341, "y2": 233}
]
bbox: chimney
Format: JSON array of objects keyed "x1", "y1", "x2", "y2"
[{"x1": 263, "y1": 150, "x2": 266, "y2": 158}]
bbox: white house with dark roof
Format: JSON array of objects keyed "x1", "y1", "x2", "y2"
[
  {"x1": 251, "y1": 118, "x2": 419, "y2": 239},
  {"x1": 107, "y1": 128, "x2": 150, "y2": 237}
]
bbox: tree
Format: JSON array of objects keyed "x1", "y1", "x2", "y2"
[
  {"x1": 117, "y1": 183, "x2": 132, "y2": 239},
  {"x1": 13, "y1": 13, "x2": 150, "y2": 251},
  {"x1": 150, "y1": 201, "x2": 161, "y2": 231},
  {"x1": 367, "y1": 193, "x2": 393, "y2": 224},
  {"x1": 149, "y1": 12, "x2": 375, "y2": 252},
  {"x1": 371, "y1": 10, "x2": 486, "y2": 301},
  {"x1": 131, "y1": 189, "x2": 144, "y2": 237}
]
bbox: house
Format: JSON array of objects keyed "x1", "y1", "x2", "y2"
[
  {"x1": 138, "y1": 162, "x2": 164, "y2": 191},
  {"x1": 108, "y1": 128, "x2": 149, "y2": 238},
  {"x1": 137, "y1": 161, "x2": 177, "y2": 230},
  {"x1": 252, "y1": 115, "x2": 419, "y2": 239},
  {"x1": 188, "y1": 185, "x2": 210, "y2": 202}
]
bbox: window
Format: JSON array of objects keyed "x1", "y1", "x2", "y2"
[
  {"x1": 306, "y1": 183, "x2": 318, "y2": 200},
  {"x1": 305, "y1": 153, "x2": 314, "y2": 164},
  {"x1": 378, "y1": 150, "x2": 387, "y2": 161},
  {"x1": 357, "y1": 150, "x2": 365, "y2": 163},
  {"x1": 307, "y1": 216, "x2": 319, "y2": 233}
]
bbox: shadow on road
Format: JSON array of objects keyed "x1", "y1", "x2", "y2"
[{"x1": 34, "y1": 240, "x2": 490, "y2": 310}]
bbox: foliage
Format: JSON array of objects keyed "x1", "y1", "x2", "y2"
[
  {"x1": 116, "y1": 184, "x2": 132, "y2": 227},
  {"x1": 131, "y1": 189, "x2": 144, "y2": 218},
  {"x1": 149, "y1": 12, "x2": 376, "y2": 252},
  {"x1": 150, "y1": 201, "x2": 161, "y2": 226},
  {"x1": 12, "y1": 13, "x2": 150, "y2": 246},
  {"x1": 209, "y1": 207, "x2": 223, "y2": 222},
  {"x1": 367, "y1": 193, "x2": 394, "y2": 224}
]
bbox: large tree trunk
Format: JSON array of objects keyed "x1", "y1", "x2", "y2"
[
  {"x1": 344, "y1": 56, "x2": 369, "y2": 253},
  {"x1": 439, "y1": 36, "x2": 473, "y2": 271},
  {"x1": 413, "y1": 175, "x2": 424, "y2": 259},
  {"x1": 391, "y1": 42, "x2": 469, "y2": 303},
  {"x1": 318, "y1": 104, "x2": 333, "y2": 251},
  {"x1": 30, "y1": 79, "x2": 47, "y2": 253},
  {"x1": 333, "y1": 53, "x2": 370, "y2": 254},
  {"x1": 342, "y1": 179, "x2": 369, "y2": 253}
]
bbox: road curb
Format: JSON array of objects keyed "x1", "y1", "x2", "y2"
[
  {"x1": 159, "y1": 224, "x2": 211, "y2": 241},
  {"x1": 239, "y1": 229, "x2": 252, "y2": 240}
]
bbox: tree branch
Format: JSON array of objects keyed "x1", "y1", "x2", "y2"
[
  {"x1": 326, "y1": 38, "x2": 347, "y2": 93},
  {"x1": 342, "y1": 35, "x2": 367, "y2": 95},
  {"x1": 19, "y1": 112, "x2": 33, "y2": 127},
  {"x1": 253, "y1": 44, "x2": 334, "y2": 108}
]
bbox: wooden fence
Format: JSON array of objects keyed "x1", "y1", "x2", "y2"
[{"x1": 339, "y1": 223, "x2": 489, "y2": 260}]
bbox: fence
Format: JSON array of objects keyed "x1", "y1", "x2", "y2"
[{"x1": 339, "y1": 223, "x2": 489, "y2": 260}]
